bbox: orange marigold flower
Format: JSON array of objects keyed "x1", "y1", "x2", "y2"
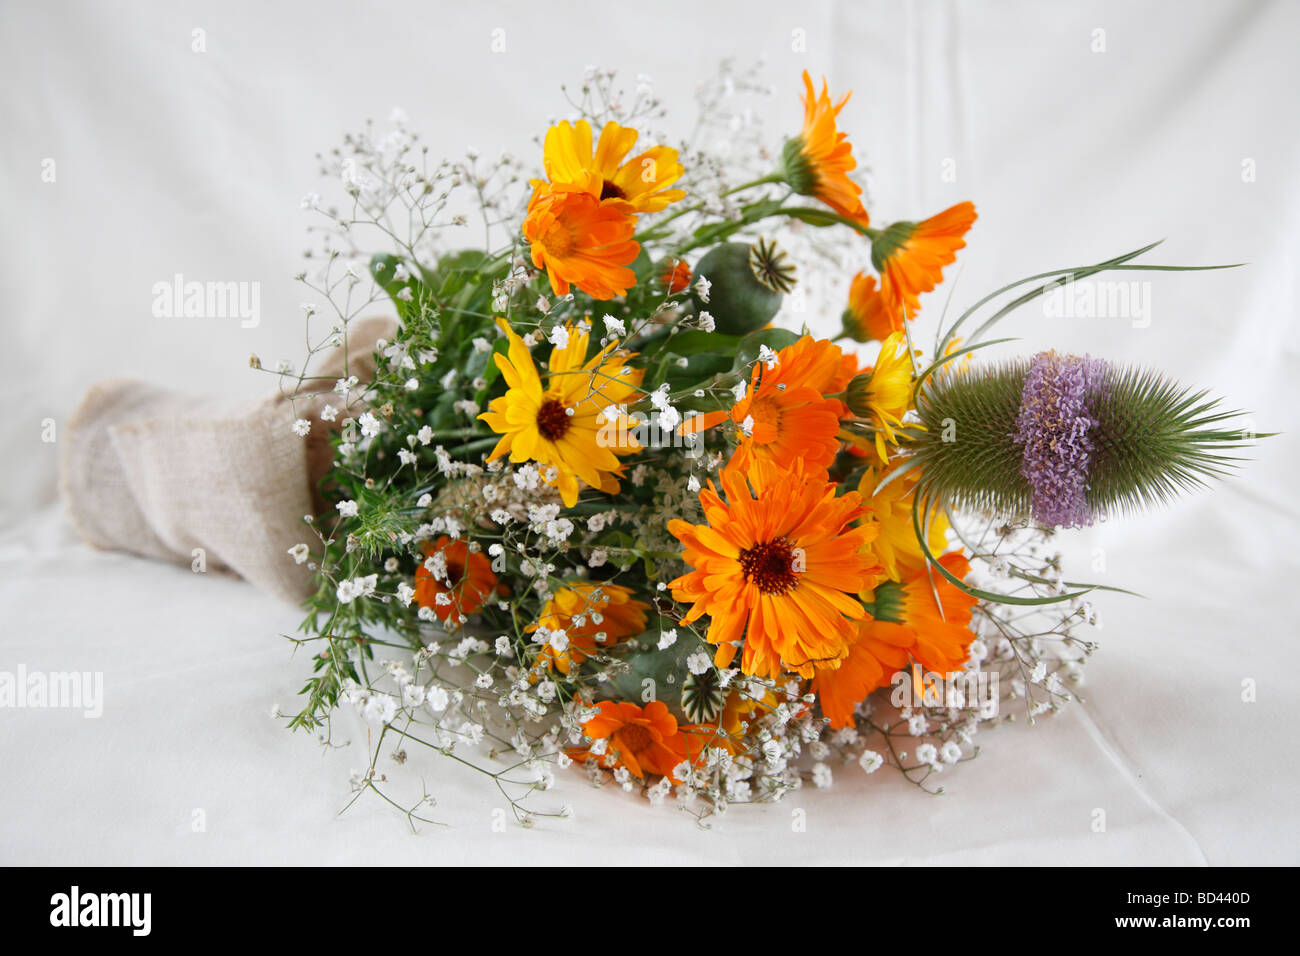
[
  {"x1": 898, "y1": 553, "x2": 979, "y2": 677},
  {"x1": 542, "y1": 119, "x2": 685, "y2": 214},
  {"x1": 780, "y1": 71, "x2": 869, "y2": 225},
  {"x1": 576, "y1": 700, "x2": 694, "y2": 781},
  {"x1": 658, "y1": 257, "x2": 692, "y2": 293},
  {"x1": 526, "y1": 582, "x2": 650, "y2": 675},
  {"x1": 522, "y1": 183, "x2": 640, "y2": 300},
  {"x1": 811, "y1": 623, "x2": 913, "y2": 729},
  {"x1": 680, "y1": 335, "x2": 849, "y2": 481},
  {"x1": 871, "y1": 201, "x2": 977, "y2": 325},
  {"x1": 667, "y1": 460, "x2": 883, "y2": 680},
  {"x1": 841, "y1": 270, "x2": 898, "y2": 342},
  {"x1": 811, "y1": 552, "x2": 977, "y2": 727},
  {"x1": 413, "y1": 536, "x2": 497, "y2": 625}
]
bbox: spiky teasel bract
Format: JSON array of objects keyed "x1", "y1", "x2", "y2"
[{"x1": 908, "y1": 350, "x2": 1258, "y2": 528}]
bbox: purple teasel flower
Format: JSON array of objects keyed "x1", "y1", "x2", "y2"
[{"x1": 1013, "y1": 351, "x2": 1109, "y2": 528}]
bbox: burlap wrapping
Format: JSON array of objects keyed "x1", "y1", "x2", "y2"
[{"x1": 58, "y1": 317, "x2": 398, "y2": 603}]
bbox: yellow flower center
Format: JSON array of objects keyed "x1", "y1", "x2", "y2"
[
  {"x1": 738, "y1": 537, "x2": 799, "y2": 595},
  {"x1": 540, "y1": 220, "x2": 575, "y2": 258},
  {"x1": 536, "y1": 398, "x2": 572, "y2": 441}
]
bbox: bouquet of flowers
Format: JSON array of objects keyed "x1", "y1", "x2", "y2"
[{"x1": 277, "y1": 65, "x2": 1260, "y2": 825}]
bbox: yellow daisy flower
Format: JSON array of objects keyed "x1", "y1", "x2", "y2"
[
  {"x1": 844, "y1": 331, "x2": 915, "y2": 460},
  {"x1": 541, "y1": 119, "x2": 686, "y2": 213},
  {"x1": 856, "y1": 458, "x2": 949, "y2": 581},
  {"x1": 478, "y1": 319, "x2": 643, "y2": 507}
]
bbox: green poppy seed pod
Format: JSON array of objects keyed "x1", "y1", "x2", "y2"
[
  {"x1": 909, "y1": 351, "x2": 1257, "y2": 528},
  {"x1": 691, "y1": 241, "x2": 785, "y2": 335}
]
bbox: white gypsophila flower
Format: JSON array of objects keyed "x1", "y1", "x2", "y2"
[
  {"x1": 334, "y1": 375, "x2": 358, "y2": 395},
  {"x1": 319, "y1": 404, "x2": 339, "y2": 422},
  {"x1": 686, "y1": 475, "x2": 701, "y2": 493},
  {"x1": 740, "y1": 415, "x2": 755, "y2": 437},
  {"x1": 731, "y1": 379, "x2": 748, "y2": 402},
  {"x1": 603, "y1": 314, "x2": 626, "y2": 337},
  {"x1": 336, "y1": 499, "x2": 359, "y2": 518},
  {"x1": 404, "y1": 378, "x2": 419, "y2": 390},
  {"x1": 758, "y1": 344, "x2": 779, "y2": 369},
  {"x1": 287, "y1": 544, "x2": 310, "y2": 564},
  {"x1": 812, "y1": 763, "x2": 832, "y2": 788},
  {"x1": 398, "y1": 449, "x2": 417, "y2": 465},
  {"x1": 360, "y1": 692, "x2": 398, "y2": 725},
  {"x1": 915, "y1": 743, "x2": 939, "y2": 766},
  {"x1": 686, "y1": 652, "x2": 711, "y2": 676},
  {"x1": 292, "y1": 418, "x2": 311, "y2": 437},
  {"x1": 658, "y1": 629, "x2": 678, "y2": 650},
  {"x1": 426, "y1": 686, "x2": 449, "y2": 712},
  {"x1": 396, "y1": 582, "x2": 415, "y2": 606},
  {"x1": 358, "y1": 412, "x2": 383, "y2": 438},
  {"x1": 416, "y1": 425, "x2": 433, "y2": 446},
  {"x1": 907, "y1": 713, "x2": 928, "y2": 736},
  {"x1": 587, "y1": 548, "x2": 608, "y2": 568},
  {"x1": 694, "y1": 275, "x2": 711, "y2": 302},
  {"x1": 859, "y1": 750, "x2": 883, "y2": 774},
  {"x1": 940, "y1": 741, "x2": 962, "y2": 764},
  {"x1": 546, "y1": 324, "x2": 569, "y2": 348},
  {"x1": 697, "y1": 310, "x2": 715, "y2": 332},
  {"x1": 336, "y1": 573, "x2": 378, "y2": 605}
]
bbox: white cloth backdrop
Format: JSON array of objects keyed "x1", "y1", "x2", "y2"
[{"x1": 1, "y1": 0, "x2": 1297, "y2": 864}]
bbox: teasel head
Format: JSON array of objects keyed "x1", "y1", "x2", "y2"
[{"x1": 906, "y1": 350, "x2": 1262, "y2": 529}]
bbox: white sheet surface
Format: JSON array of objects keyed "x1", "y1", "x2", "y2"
[{"x1": 2, "y1": 0, "x2": 1297, "y2": 865}]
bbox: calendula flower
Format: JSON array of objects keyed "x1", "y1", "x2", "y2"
[
  {"x1": 576, "y1": 700, "x2": 695, "y2": 780},
  {"x1": 780, "y1": 71, "x2": 869, "y2": 225},
  {"x1": 658, "y1": 257, "x2": 692, "y2": 293},
  {"x1": 667, "y1": 460, "x2": 882, "y2": 680},
  {"x1": 844, "y1": 331, "x2": 916, "y2": 460},
  {"x1": 527, "y1": 582, "x2": 650, "y2": 675},
  {"x1": 479, "y1": 319, "x2": 644, "y2": 507},
  {"x1": 871, "y1": 201, "x2": 977, "y2": 324},
  {"x1": 871, "y1": 552, "x2": 979, "y2": 676},
  {"x1": 811, "y1": 623, "x2": 914, "y2": 729},
  {"x1": 841, "y1": 270, "x2": 896, "y2": 342},
  {"x1": 811, "y1": 552, "x2": 977, "y2": 728},
  {"x1": 541, "y1": 119, "x2": 685, "y2": 213},
  {"x1": 680, "y1": 336, "x2": 849, "y2": 480},
  {"x1": 522, "y1": 184, "x2": 640, "y2": 299},
  {"x1": 414, "y1": 536, "x2": 498, "y2": 624},
  {"x1": 856, "y1": 459, "x2": 950, "y2": 580}
]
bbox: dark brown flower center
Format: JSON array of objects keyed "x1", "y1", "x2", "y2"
[
  {"x1": 738, "y1": 537, "x2": 800, "y2": 595},
  {"x1": 600, "y1": 179, "x2": 627, "y2": 201},
  {"x1": 536, "y1": 398, "x2": 571, "y2": 441},
  {"x1": 445, "y1": 562, "x2": 464, "y2": 588}
]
